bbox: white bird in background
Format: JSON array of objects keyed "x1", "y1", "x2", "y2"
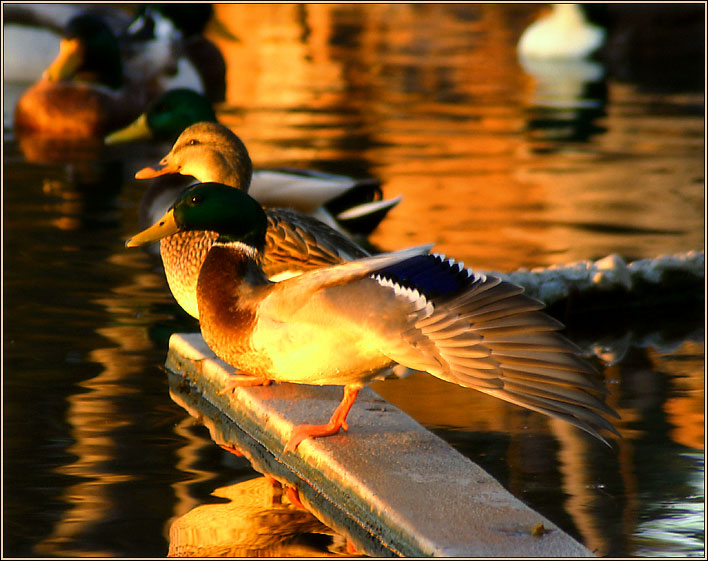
[{"x1": 518, "y1": 4, "x2": 606, "y2": 60}]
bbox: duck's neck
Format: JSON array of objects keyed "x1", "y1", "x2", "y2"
[
  {"x1": 183, "y1": 149, "x2": 252, "y2": 192},
  {"x1": 186, "y1": 160, "x2": 238, "y2": 187},
  {"x1": 196, "y1": 242, "x2": 269, "y2": 350},
  {"x1": 199, "y1": 241, "x2": 269, "y2": 290}
]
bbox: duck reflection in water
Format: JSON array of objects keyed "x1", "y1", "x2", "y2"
[
  {"x1": 168, "y1": 477, "x2": 348, "y2": 557},
  {"x1": 167, "y1": 379, "x2": 355, "y2": 558}
]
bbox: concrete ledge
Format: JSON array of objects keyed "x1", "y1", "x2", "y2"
[{"x1": 165, "y1": 332, "x2": 594, "y2": 557}]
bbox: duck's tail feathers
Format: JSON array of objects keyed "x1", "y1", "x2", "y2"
[
  {"x1": 335, "y1": 196, "x2": 403, "y2": 236},
  {"x1": 322, "y1": 176, "x2": 383, "y2": 214}
]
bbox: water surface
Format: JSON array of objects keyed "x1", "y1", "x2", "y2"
[{"x1": 3, "y1": 4, "x2": 704, "y2": 557}]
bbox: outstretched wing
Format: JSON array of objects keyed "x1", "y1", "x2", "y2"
[{"x1": 372, "y1": 254, "x2": 619, "y2": 444}]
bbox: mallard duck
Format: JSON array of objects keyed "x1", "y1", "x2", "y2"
[
  {"x1": 105, "y1": 88, "x2": 218, "y2": 145},
  {"x1": 13, "y1": 12, "x2": 168, "y2": 138},
  {"x1": 126, "y1": 182, "x2": 619, "y2": 451},
  {"x1": 130, "y1": 119, "x2": 402, "y2": 235},
  {"x1": 517, "y1": 4, "x2": 606, "y2": 60},
  {"x1": 128, "y1": 123, "x2": 369, "y2": 319},
  {"x1": 105, "y1": 89, "x2": 218, "y2": 239},
  {"x1": 3, "y1": 4, "x2": 131, "y2": 83}
]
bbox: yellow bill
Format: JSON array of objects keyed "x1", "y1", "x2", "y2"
[
  {"x1": 43, "y1": 38, "x2": 84, "y2": 82},
  {"x1": 105, "y1": 113, "x2": 152, "y2": 145},
  {"x1": 134, "y1": 161, "x2": 180, "y2": 179},
  {"x1": 125, "y1": 208, "x2": 179, "y2": 247}
]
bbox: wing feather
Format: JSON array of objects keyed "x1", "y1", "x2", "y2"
[{"x1": 368, "y1": 254, "x2": 618, "y2": 443}]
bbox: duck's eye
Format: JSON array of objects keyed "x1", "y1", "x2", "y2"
[
  {"x1": 188, "y1": 139, "x2": 199, "y2": 146},
  {"x1": 190, "y1": 194, "x2": 204, "y2": 205}
]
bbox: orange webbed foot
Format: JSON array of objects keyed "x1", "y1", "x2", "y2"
[
  {"x1": 284, "y1": 386, "x2": 360, "y2": 452},
  {"x1": 286, "y1": 485, "x2": 306, "y2": 510},
  {"x1": 284, "y1": 420, "x2": 348, "y2": 453},
  {"x1": 218, "y1": 443, "x2": 244, "y2": 457}
]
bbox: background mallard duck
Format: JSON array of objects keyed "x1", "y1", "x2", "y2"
[
  {"x1": 3, "y1": 4, "x2": 132, "y2": 83},
  {"x1": 129, "y1": 118, "x2": 401, "y2": 237},
  {"x1": 12, "y1": 11, "x2": 173, "y2": 138},
  {"x1": 105, "y1": 88, "x2": 219, "y2": 146},
  {"x1": 7, "y1": 4, "x2": 229, "y2": 137},
  {"x1": 123, "y1": 4, "x2": 228, "y2": 102}
]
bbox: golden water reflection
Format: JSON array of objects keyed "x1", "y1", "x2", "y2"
[
  {"x1": 168, "y1": 477, "x2": 345, "y2": 557},
  {"x1": 208, "y1": 3, "x2": 703, "y2": 272},
  {"x1": 651, "y1": 341, "x2": 704, "y2": 451},
  {"x1": 33, "y1": 247, "x2": 172, "y2": 556},
  {"x1": 166, "y1": 379, "x2": 354, "y2": 557},
  {"x1": 4, "y1": 3, "x2": 703, "y2": 557}
]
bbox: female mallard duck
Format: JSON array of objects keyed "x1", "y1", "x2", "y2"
[
  {"x1": 108, "y1": 97, "x2": 401, "y2": 236},
  {"x1": 13, "y1": 12, "x2": 167, "y2": 138},
  {"x1": 128, "y1": 123, "x2": 369, "y2": 319},
  {"x1": 127, "y1": 182, "x2": 619, "y2": 451}
]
